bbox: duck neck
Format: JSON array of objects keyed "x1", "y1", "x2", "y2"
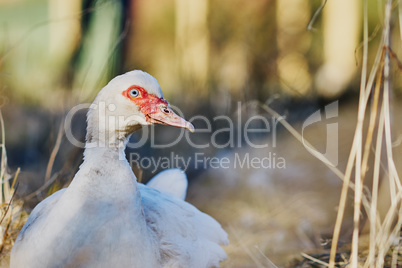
[
  {"x1": 72, "y1": 110, "x2": 141, "y2": 197},
  {"x1": 83, "y1": 141, "x2": 127, "y2": 164},
  {"x1": 75, "y1": 138, "x2": 139, "y2": 199},
  {"x1": 84, "y1": 129, "x2": 128, "y2": 162},
  {"x1": 84, "y1": 101, "x2": 142, "y2": 151},
  {"x1": 82, "y1": 114, "x2": 132, "y2": 173}
]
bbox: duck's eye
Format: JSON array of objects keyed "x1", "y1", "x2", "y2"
[{"x1": 129, "y1": 89, "x2": 139, "y2": 98}]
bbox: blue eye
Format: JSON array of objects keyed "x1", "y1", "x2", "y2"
[{"x1": 129, "y1": 89, "x2": 139, "y2": 98}]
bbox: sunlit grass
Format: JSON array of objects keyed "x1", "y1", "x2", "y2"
[{"x1": 0, "y1": 111, "x2": 26, "y2": 267}]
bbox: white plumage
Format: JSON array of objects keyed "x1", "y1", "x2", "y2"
[
  {"x1": 147, "y1": 169, "x2": 188, "y2": 200},
  {"x1": 11, "y1": 70, "x2": 228, "y2": 268}
]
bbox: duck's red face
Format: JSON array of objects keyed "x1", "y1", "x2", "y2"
[{"x1": 123, "y1": 85, "x2": 194, "y2": 132}]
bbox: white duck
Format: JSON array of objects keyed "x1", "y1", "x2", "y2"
[{"x1": 11, "y1": 70, "x2": 228, "y2": 268}]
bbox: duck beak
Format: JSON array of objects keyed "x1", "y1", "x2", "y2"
[{"x1": 146, "y1": 105, "x2": 195, "y2": 132}]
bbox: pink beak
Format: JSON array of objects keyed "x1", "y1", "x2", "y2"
[{"x1": 146, "y1": 105, "x2": 195, "y2": 132}]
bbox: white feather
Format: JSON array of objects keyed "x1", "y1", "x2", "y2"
[{"x1": 146, "y1": 169, "x2": 188, "y2": 200}]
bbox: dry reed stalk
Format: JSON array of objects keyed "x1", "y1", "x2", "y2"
[
  {"x1": 261, "y1": 103, "x2": 345, "y2": 181},
  {"x1": 45, "y1": 120, "x2": 64, "y2": 182},
  {"x1": 300, "y1": 252, "x2": 331, "y2": 267},
  {"x1": 22, "y1": 172, "x2": 60, "y2": 202},
  {"x1": 364, "y1": 95, "x2": 385, "y2": 268},
  {"x1": 307, "y1": 0, "x2": 327, "y2": 31},
  {"x1": 0, "y1": 111, "x2": 6, "y2": 204}
]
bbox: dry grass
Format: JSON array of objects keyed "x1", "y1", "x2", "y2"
[
  {"x1": 281, "y1": 0, "x2": 402, "y2": 266},
  {"x1": 329, "y1": 0, "x2": 401, "y2": 266},
  {"x1": 0, "y1": 111, "x2": 27, "y2": 267}
]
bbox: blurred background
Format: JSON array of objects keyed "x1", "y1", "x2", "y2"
[{"x1": 0, "y1": 0, "x2": 401, "y2": 266}]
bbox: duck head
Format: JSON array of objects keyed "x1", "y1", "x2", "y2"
[{"x1": 86, "y1": 70, "x2": 194, "y2": 146}]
